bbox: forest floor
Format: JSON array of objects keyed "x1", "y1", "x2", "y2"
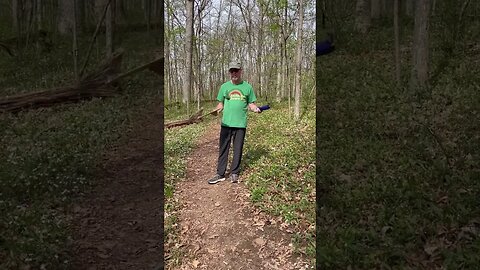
[
  {"x1": 171, "y1": 123, "x2": 311, "y2": 270},
  {"x1": 69, "y1": 101, "x2": 163, "y2": 269}
]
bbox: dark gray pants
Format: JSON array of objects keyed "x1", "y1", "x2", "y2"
[{"x1": 217, "y1": 126, "x2": 246, "y2": 176}]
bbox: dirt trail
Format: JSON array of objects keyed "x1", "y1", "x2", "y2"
[
  {"x1": 70, "y1": 103, "x2": 163, "y2": 269},
  {"x1": 173, "y1": 123, "x2": 310, "y2": 270}
]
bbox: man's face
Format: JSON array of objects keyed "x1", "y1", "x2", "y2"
[{"x1": 229, "y1": 68, "x2": 242, "y2": 81}]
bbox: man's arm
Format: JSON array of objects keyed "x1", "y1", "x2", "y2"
[{"x1": 216, "y1": 102, "x2": 224, "y2": 112}]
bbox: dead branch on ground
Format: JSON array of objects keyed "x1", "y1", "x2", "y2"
[{"x1": 165, "y1": 108, "x2": 220, "y2": 129}]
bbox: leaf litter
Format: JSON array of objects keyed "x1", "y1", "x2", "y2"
[{"x1": 166, "y1": 123, "x2": 311, "y2": 270}]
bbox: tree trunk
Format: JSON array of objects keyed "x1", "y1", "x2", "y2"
[
  {"x1": 394, "y1": 0, "x2": 401, "y2": 85},
  {"x1": 106, "y1": 0, "x2": 114, "y2": 58},
  {"x1": 183, "y1": 0, "x2": 194, "y2": 111},
  {"x1": 95, "y1": 0, "x2": 103, "y2": 22},
  {"x1": 224, "y1": 0, "x2": 233, "y2": 54},
  {"x1": 12, "y1": 0, "x2": 19, "y2": 35},
  {"x1": 58, "y1": 0, "x2": 75, "y2": 35},
  {"x1": 36, "y1": 0, "x2": 42, "y2": 30},
  {"x1": 79, "y1": 0, "x2": 111, "y2": 78},
  {"x1": 405, "y1": 0, "x2": 414, "y2": 16},
  {"x1": 115, "y1": 0, "x2": 127, "y2": 24},
  {"x1": 275, "y1": 35, "x2": 283, "y2": 102},
  {"x1": 145, "y1": 0, "x2": 151, "y2": 33},
  {"x1": 256, "y1": 1, "x2": 265, "y2": 97},
  {"x1": 355, "y1": 0, "x2": 371, "y2": 34},
  {"x1": 381, "y1": 0, "x2": 393, "y2": 17},
  {"x1": 24, "y1": 0, "x2": 34, "y2": 47},
  {"x1": 282, "y1": 39, "x2": 288, "y2": 101},
  {"x1": 294, "y1": 0, "x2": 304, "y2": 120},
  {"x1": 216, "y1": 0, "x2": 225, "y2": 91},
  {"x1": 165, "y1": 43, "x2": 171, "y2": 102},
  {"x1": 194, "y1": 0, "x2": 207, "y2": 111},
  {"x1": 193, "y1": 46, "x2": 201, "y2": 111},
  {"x1": 76, "y1": 0, "x2": 85, "y2": 33},
  {"x1": 73, "y1": 0, "x2": 79, "y2": 81},
  {"x1": 276, "y1": 1, "x2": 287, "y2": 102},
  {"x1": 35, "y1": 0, "x2": 42, "y2": 52},
  {"x1": 165, "y1": 0, "x2": 171, "y2": 103},
  {"x1": 371, "y1": 0, "x2": 381, "y2": 18},
  {"x1": 173, "y1": 39, "x2": 180, "y2": 102},
  {"x1": 281, "y1": 3, "x2": 288, "y2": 100},
  {"x1": 410, "y1": 0, "x2": 430, "y2": 90}
]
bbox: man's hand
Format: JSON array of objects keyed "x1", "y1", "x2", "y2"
[
  {"x1": 216, "y1": 102, "x2": 223, "y2": 112},
  {"x1": 248, "y1": 103, "x2": 260, "y2": 113}
]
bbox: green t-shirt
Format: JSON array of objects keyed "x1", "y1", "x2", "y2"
[{"x1": 217, "y1": 80, "x2": 256, "y2": 128}]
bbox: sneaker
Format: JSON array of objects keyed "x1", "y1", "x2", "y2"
[
  {"x1": 230, "y1": 174, "x2": 239, "y2": 183},
  {"x1": 208, "y1": 174, "x2": 225, "y2": 184}
]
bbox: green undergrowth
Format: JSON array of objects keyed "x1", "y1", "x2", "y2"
[
  {"x1": 317, "y1": 34, "x2": 480, "y2": 268},
  {"x1": 0, "y1": 32, "x2": 161, "y2": 269},
  {"x1": 164, "y1": 110, "x2": 212, "y2": 269},
  {"x1": 242, "y1": 102, "x2": 316, "y2": 264}
]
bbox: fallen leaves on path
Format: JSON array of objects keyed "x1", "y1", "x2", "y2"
[{"x1": 166, "y1": 124, "x2": 311, "y2": 270}]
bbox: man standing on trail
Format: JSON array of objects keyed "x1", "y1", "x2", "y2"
[{"x1": 208, "y1": 61, "x2": 261, "y2": 184}]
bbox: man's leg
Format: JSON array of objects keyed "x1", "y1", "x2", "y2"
[
  {"x1": 217, "y1": 126, "x2": 232, "y2": 176},
  {"x1": 230, "y1": 128, "x2": 246, "y2": 175}
]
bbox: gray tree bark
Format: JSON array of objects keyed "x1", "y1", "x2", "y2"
[
  {"x1": 36, "y1": 0, "x2": 42, "y2": 30},
  {"x1": 35, "y1": 0, "x2": 42, "y2": 52},
  {"x1": 165, "y1": 0, "x2": 171, "y2": 102},
  {"x1": 294, "y1": 0, "x2": 304, "y2": 120},
  {"x1": 355, "y1": 0, "x2": 371, "y2": 34},
  {"x1": 275, "y1": 33, "x2": 284, "y2": 102},
  {"x1": 411, "y1": 0, "x2": 430, "y2": 90},
  {"x1": 76, "y1": 0, "x2": 85, "y2": 33},
  {"x1": 256, "y1": 0, "x2": 267, "y2": 97},
  {"x1": 405, "y1": 0, "x2": 414, "y2": 16},
  {"x1": 58, "y1": 0, "x2": 75, "y2": 35},
  {"x1": 183, "y1": 0, "x2": 194, "y2": 109},
  {"x1": 381, "y1": 0, "x2": 393, "y2": 16},
  {"x1": 275, "y1": 2, "x2": 289, "y2": 102},
  {"x1": 115, "y1": 0, "x2": 126, "y2": 24},
  {"x1": 144, "y1": 0, "x2": 152, "y2": 32},
  {"x1": 73, "y1": 0, "x2": 79, "y2": 81},
  {"x1": 394, "y1": 0, "x2": 401, "y2": 85},
  {"x1": 106, "y1": 0, "x2": 114, "y2": 57},
  {"x1": 12, "y1": 0, "x2": 19, "y2": 34},
  {"x1": 371, "y1": 0, "x2": 381, "y2": 18},
  {"x1": 281, "y1": 2, "x2": 288, "y2": 101}
]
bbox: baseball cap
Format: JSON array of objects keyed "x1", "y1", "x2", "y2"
[{"x1": 228, "y1": 61, "x2": 242, "y2": 70}]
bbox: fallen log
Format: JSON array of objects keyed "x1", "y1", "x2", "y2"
[
  {"x1": 165, "y1": 108, "x2": 220, "y2": 129},
  {"x1": 0, "y1": 50, "x2": 163, "y2": 113}
]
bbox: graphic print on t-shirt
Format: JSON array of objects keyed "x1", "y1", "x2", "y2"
[{"x1": 228, "y1": 90, "x2": 246, "y2": 101}]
